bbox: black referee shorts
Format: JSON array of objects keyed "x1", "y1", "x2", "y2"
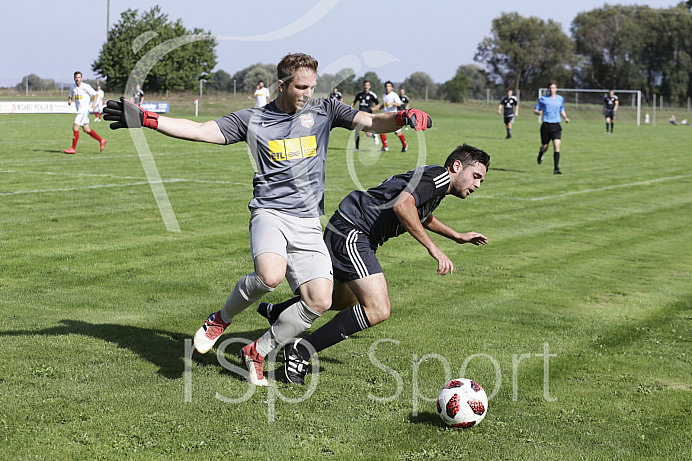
[
  {"x1": 540, "y1": 122, "x2": 562, "y2": 145},
  {"x1": 323, "y1": 213, "x2": 382, "y2": 283},
  {"x1": 604, "y1": 109, "x2": 616, "y2": 120}
]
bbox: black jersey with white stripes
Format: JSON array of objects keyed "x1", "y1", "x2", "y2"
[{"x1": 337, "y1": 165, "x2": 450, "y2": 247}]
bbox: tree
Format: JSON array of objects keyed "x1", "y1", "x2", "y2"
[
  {"x1": 453, "y1": 65, "x2": 491, "y2": 100},
  {"x1": 402, "y1": 72, "x2": 437, "y2": 99},
  {"x1": 316, "y1": 68, "x2": 356, "y2": 95},
  {"x1": 208, "y1": 69, "x2": 232, "y2": 93},
  {"x1": 637, "y1": 4, "x2": 692, "y2": 105},
  {"x1": 571, "y1": 4, "x2": 692, "y2": 104},
  {"x1": 92, "y1": 6, "x2": 217, "y2": 93},
  {"x1": 16, "y1": 74, "x2": 57, "y2": 92},
  {"x1": 571, "y1": 6, "x2": 643, "y2": 90},
  {"x1": 475, "y1": 12, "x2": 575, "y2": 93},
  {"x1": 231, "y1": 63, "x2": 276, "y2": 94},
  {"x1": 440, "y1": 70, "x2": 470, "y2": 103},
  {"x1": 355, "y1": 71, "x2": 383, "y2": 96}
]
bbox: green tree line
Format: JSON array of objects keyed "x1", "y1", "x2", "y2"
[{"x1": 15, "y1": 4, "x2": 692, "y2": 105}]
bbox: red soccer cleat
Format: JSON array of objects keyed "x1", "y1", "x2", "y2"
[
  {"x1": 64, "y1": 147, "x2": 76, "y2": 154},
  {"x1": 100, "y1": 139, "x2": 107, "y2": 152}
]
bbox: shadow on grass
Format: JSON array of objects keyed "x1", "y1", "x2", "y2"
[
  {"x1": 491, "y1": 167, "x2": 527, "y2": 173},
  {"x1": 0, "y1": 319, "x2": 268, "y2": 380},
  {"x1": 408, "y1": 411, "x2": 444, "y2": 426},
  {"x1": 593, "y1": 295, "x2": 692, "y2": 350}
]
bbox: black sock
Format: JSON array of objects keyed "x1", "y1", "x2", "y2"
[
  {"x1": 606, "y1": 122, "x2": 609, "y2": 132},
  {"x1": 296, "y1": 304, "x2": 372, "y2": 359},
  {"x1": 269, "y1": 295, "x2": 301, "y2": 321},
  {"x1": 554, "y1": 151, "x2": 560, "y2": 169},
  {"x1": 507, "y1": 127, "x2": 511, "y2": 136},
  {"x1": 610, "y1": 122, "x2": 614, "y2": 133}
]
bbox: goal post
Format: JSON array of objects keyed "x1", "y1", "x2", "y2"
[{"x1": 537, "y1": 88, "x2": 642, "y2": 126}]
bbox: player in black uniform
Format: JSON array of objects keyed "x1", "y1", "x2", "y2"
[
  {"x1": 498, "y1": 89, "x2": 519, "y2": 139},
  {"x1": 257, "y1": 144, "x2": 490, "y2": 384},
  {"x1": 399, "y1": 88, "x2": 410, "y2": 110},
  {"x1": 351, "y1": 80, "x2": 380, "y2": 150},
  {"x1": 399, "y1": 88, "x2": 411, "y2": 130},
  {"x1": 604, "y1": 90, "x2": 619, "y2": 134},
  {"x1": 329, "y1": 87, "x2": 342, "y2": 101}
]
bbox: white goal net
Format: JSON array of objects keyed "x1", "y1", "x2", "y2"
[{"x1": 537, "y1": 88, "x2": 642, "y2": 126}]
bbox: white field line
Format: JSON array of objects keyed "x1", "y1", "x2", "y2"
[
  {"x1": 474, "y1": 173, "x2": 692, "y2": 201},
  {"x1": 0, "y1": 170, "x2": 247, "y2": 196},
  {"x1": 0, "y1": 145, "x2": 249, "y2": 165}
]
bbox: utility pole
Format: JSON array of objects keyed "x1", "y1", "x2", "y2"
[{"x1": 106, "y1": 0, "x2": 110, "y2": 40}]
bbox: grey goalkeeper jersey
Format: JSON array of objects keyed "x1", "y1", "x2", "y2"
[{"x1": 215, "y1": 98, "x2": 358, "y2": 217}]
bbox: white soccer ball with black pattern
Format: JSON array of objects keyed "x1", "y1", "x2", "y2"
[{"x1": 437, "y1": 378, "x2": 488, "y2": 428}]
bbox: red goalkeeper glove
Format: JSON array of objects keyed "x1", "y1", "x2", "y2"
[
  {"x1": 103, "y1": 97, "x2": 159, "y2": 130},
  {"x1": 395, "y1": 109, "x2": 432, "y2": 131}
]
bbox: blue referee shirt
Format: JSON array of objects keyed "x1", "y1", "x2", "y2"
[{"x1": 535, "y1": 94, "x2": 564, "y2": 123}]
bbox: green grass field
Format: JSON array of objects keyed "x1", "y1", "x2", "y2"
[{"x1": 1, "y1": 98, "x2": 690, "y2": 460}]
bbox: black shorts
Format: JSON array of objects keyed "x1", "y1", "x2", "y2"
[
  {"x1": 540, "y1": 122, "x2": 562, "y2": 145},
  {"x1": 604, "y1": 109, "x2": 616, "y2": 120},
  {"x1": 504, "y1": 115, "x2": 515, "y2": 125},
  {"x1": 323, "y1": 213, "x2": 382, "y2": 283}
]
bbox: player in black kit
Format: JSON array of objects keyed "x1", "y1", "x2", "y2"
[
  {"x1": 351, "y1": 80, "x2": 380, "y2": 149},
  {"x1": 498, "y1": 89, "x2": 519, "y2": 139},
  {"x1": 257, "y1": 144, "x2": 491, "y2": 384},
  {"x1": 604, "y1": 90, "x2": 619, "y2": 134}
]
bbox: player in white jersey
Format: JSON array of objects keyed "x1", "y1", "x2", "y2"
[
  {"x1": 64, "y1": 71, "x2": 106, "y2": 154},
  {"x1": 93, "y1": 85, "x2": 105, "y2": 122},
  {"x1": 103, "y1": 53, "x2": 432, "y2": 386},
  {"x1": 253, "y1": 81, "x2": 271, "y2": 108},
  {"x1": 376, "y1": 81, "x2": 407, "y2": 152}
]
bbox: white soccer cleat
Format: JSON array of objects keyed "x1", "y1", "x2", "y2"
[
  {"x1": 193, "y1": 310, "x2": 229, "y2": 354},
  {"x1": 239, "y1": 341, "x2": 267, "y2": 386}
]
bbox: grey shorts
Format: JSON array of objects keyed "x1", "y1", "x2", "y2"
[{"x1": 249, "y1": 208, "x2": 332, "y2": 292}]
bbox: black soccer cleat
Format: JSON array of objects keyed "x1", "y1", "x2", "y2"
[
  {"x1": 284, "y1": 340, "x2": 309, "y2": 385},
  {"x1": 554, "y1": 168, "x2": 562, "y2": 175},
  {"x1": 257, "y1": 302, "x2": 277, "y2": 325},
  {"x1": 537, "y1": 153, "x2": 543, "y2": 164}
]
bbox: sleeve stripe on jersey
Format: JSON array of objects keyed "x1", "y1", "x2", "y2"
[
  {"x1": 433, "y1": 171, "x2": 450, "y2": 189},
  {"x1": 346, "y1": 229, "x2": 369, "y2": 279}
]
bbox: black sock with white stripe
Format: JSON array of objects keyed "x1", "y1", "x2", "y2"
[{"x1": 295, "y1": 304, "x2": 372, "y2": 360}]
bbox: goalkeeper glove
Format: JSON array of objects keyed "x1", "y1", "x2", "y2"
[
  {"x1": 395, "y1": 109, "x2": 432, "y2": 131},
  {"x1": 103, "y1": 97, "x2": 159, "y2": 130}
]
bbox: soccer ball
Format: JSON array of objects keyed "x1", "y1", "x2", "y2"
[{"x1": 437, "y1": 378, "x2": 488, "y2": 428}]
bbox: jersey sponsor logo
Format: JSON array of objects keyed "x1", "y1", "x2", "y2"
[
  {"x1": 268, "y1": 135, "x2": 317, "y2": 161},
  {"x1": 299, "y1": 113, "x2": 314, "y2": 128}
]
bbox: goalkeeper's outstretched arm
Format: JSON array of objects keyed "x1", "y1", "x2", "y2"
[{"x1": 104, "y1": 97, "x2": 226, "y2": 144}]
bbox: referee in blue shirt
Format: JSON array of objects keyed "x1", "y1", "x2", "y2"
[{"x1": 534, "y1": 80, "x2": 570, "y2": 174}]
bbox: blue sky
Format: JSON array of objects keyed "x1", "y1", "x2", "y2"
[{"x1": 0, "y1": 0, "x2": 680, "y2": 87}]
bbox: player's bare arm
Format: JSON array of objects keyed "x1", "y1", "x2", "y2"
[
  {"x1": 156, "y1": 116, "x2": 226, "y2": 144},
  {"x1": 352, "y1": 108, "x2": 432, "y2": 133},
  {"x1": 393, "y1": 192, "x2": 454, "y2": 276},
  {"x1": 422, "y1": 215, "x2": 488, "y2": 246},
  {"x1": 104, "y1": 97, "x2": 225, "y2": 144}
]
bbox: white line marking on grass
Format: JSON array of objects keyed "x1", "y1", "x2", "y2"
[
  {"x1": 475, "y1": 174, "x2": 692, "y2": 201},
  {"x1": 0, "y1": 169, "x2": 244, "y2": 186}
]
